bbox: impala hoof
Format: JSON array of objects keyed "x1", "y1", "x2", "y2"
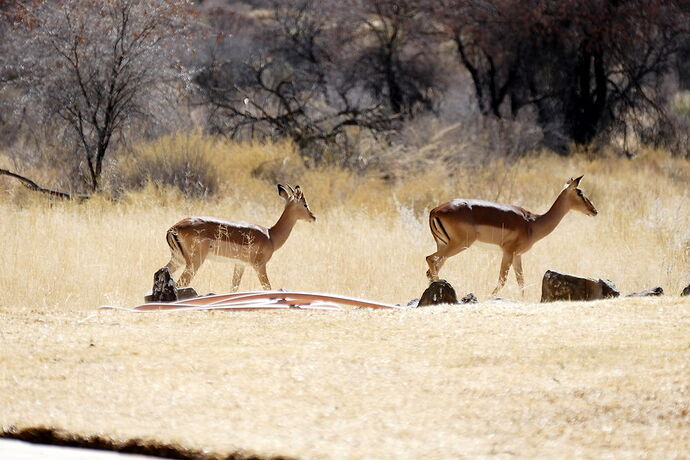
[{"x1": 426, "y1": 270, "x2": 437, "y2": 282}]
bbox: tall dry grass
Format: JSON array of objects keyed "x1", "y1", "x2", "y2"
[{"x1": 0, "y1": 133, "x2": 687, "y2": 308}]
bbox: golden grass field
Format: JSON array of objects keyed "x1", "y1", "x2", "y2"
[{"x1": 1, "y1": 135, "x2": 689, "y2": 458}]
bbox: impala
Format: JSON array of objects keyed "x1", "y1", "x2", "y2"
[
  {"x1": 426, "y1": 176, "x2": 597, "y2": 294},
  {"x1": 163, "y1": 184, "x2": 315, "y2": 290}
]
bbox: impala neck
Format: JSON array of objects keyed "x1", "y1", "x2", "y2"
[
  {"x1": 269, "y1": 206, "x2": 298, "y2": 251},
  {"x1": 531, "y1": 188, "x2": 571, "y2": 242}
]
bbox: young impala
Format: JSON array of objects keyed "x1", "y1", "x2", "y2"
[
  {"x1": 426, "y1": 176, "x2": 597, "y2": 295},
  {"x1": 163, "y1": 184, "x2": 315, "y2": 290}
]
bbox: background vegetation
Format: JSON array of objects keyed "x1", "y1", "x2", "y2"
[{"x1": 1, "y1": 0, "x2": 690, "y2": 197}]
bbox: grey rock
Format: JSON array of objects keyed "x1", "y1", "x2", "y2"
[
  {"x1": 460, "y1": 293, "x2": 478, "y2": 304},
  {"x1": 406, "y1": 298, "x2": 420, "y2": 308},
  {"x1": 627, "y1": 287, "x2": 664, "y2": 297},
  {"x1": 177, "y1": 287, "x2": 198, "y2": 300}
]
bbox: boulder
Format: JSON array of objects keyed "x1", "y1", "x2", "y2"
[
  {"x1": 682, "y1": 285, "x2": 690, "y2": 297},
  {"x1": 144, "y1": 267, "x2": 198, "y2": 303},
  {"x1": 150, "y1": 267, "x2": 178, "y2": 302},
  {"x1": 541, "y1": 270, "x2": 620, "y2": 302},
  {"x1": 627, "y1": 287, "x2": 664, "y2": 297},
  {"x1": 418, "y1": 280, "x2": 458, "y2": 306}
]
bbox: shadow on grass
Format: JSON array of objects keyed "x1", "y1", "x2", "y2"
[{"x1": 1, "y1": 426, "x2": 294, "y2": 460}]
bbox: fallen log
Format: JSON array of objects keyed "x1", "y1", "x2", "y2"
[
  {"x1": 0, "y1": 168, "x2": 90, "y2": 200},
  {"x1": 541, "y1": 270, "x2": 620, "y2": 302}
]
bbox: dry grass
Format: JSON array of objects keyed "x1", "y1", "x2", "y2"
[
  {"x1": 1, "y1": 300, "x2": 689, "y2": 458},
  {"x1": 0, "y1": 135, "x2": 689, "y2": 458}
]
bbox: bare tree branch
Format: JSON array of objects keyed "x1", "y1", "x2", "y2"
[{"x1": 0, "y1": 168, "x2": 89, "y2": 200}]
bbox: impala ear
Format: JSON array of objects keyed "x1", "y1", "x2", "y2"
[
  {"x1": 574, "y1": 175, "x2": 584, "y2": 186},
  {"x1": 566, "y1": 176, "x2": 580, "y2": 187},
  {"x1": 277, "y1": 184, "x2": 290, "y2": 200}
]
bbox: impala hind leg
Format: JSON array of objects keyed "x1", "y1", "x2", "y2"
[
  {"x1": 178, "y1": 262, "x2": 200, "y2": 287},
  {"x1": 231, "y1": 264, "x2": 245, "y2": 292},
  {"x1": 177, "y1": 241, "x2": 209, "y2": 287},
  {"x1": 164, "y1": 254, "x2": 184, "y2": 276},
  {"x1": 426, "y1": 243, "x2": 470, "y2": 282},
  {"x1": 492, "y1": 250, "x2": 515, "y2": 295}
]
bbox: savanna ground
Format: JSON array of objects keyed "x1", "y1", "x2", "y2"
[{"x1": 1, "y1": 136, "x2": 689, "y2": 458}]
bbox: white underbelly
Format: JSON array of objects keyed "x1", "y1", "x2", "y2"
[
  {"x1": 207, "y1": 240, "x2": 255, "y2": 263},
  {"x1": 205, "y1": 252, "x2": 249, "y2": 264},
  {"x1": 472, "y1": 239, "x2": 501, "y2": 251},
  {"x1": 475, "y1": 224, "x2": 511, "y2": 246}
]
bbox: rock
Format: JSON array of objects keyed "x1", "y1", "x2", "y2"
[
  {"x1": 682, "y1": 285, "x2": 690, "y2": 297},
  {"x1": 460, "y1": 293, "x2": 478, "y2": 304},
  {"x1": 406, "y1": 298, "x2": 420, "y2": 308},
  {"x1": 177, "y1": 287, "x2": 198, "y2": 300},
  {"x1": 541, "y1": 270, "x2": 620, "y2": 302},
  {"x1": 627, "y1": 287, "x2": 664, "y2": 297},
  {"x1": 149, "y1": 267, "x2": 178, "y2": 302},
  {"x1": 143, "y1": 267, "x2": 196, "y2": 303},
  {"x1": 418, "y1": 280, "x2": 458, "y2": 307}
]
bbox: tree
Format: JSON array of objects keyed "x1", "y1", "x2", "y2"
[
  {"x1": 434, "y1": 1, "x2": 525, "y2": 119},
  {"x1": 344, "y1": 0, "x2": 438, "y2": 116},
  {"x1": 195, "y1": 0, "x2": 439, "y2": 164},
  {"x1": 436, "y1": 0, "x2": 690, "y2": 149},
  {"x1": 2, "y1": 0, "x2": 193, "y2": 195},
  {"x1": 195, "y1": 0, "x2": 390, "y2": 164}
]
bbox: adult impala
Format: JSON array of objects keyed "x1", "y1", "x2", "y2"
[
  {"x1": 426, "y1": 176, "x2": 597, "y2": 294},
  {"x1": 163, "y1": 184, "x2": 315, "y2": 290}
]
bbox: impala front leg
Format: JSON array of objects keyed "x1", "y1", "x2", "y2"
[
  {"x1": 492, "y1": 250, "x2": 514, "y2": 295},
  {"x1": 255, "y1": 263, "x2": 272, "y2": 291},
  {"x1": 231, "y1": 264, "x2": 245, "y2": 292},
  {"x1": 513, "y1": 254, "x2": 525, "y2": 297}
]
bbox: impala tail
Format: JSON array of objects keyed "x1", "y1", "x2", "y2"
[
  {"x1": 429, "y1": 215, "x2": 450, "y2": 246},
  {"x1": 166, "y1": 228, "x2": 186, "y2": 262}
]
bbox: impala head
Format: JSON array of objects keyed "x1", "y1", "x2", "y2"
[
  {"x1": 565, "y1": 175, "x2": 598, "y2": 216},
  {"x1": 278, "y1": 183, "x2": 316, "y2": 222}
]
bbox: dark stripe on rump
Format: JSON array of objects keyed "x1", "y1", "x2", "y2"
[
  {"x1": 431, "y1": 217, "x2": 450, "y2": 245},
  {"x1": 166, "y1": 230, "x2": 185, "y2": 260}
]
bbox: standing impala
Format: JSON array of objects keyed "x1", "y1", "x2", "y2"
[
  {"x1": 164, "y1": 184, "x2": 315, "y2": 290},
  {"x1": 426, "y1": 176, "x2": 597, "y2": 294}
]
